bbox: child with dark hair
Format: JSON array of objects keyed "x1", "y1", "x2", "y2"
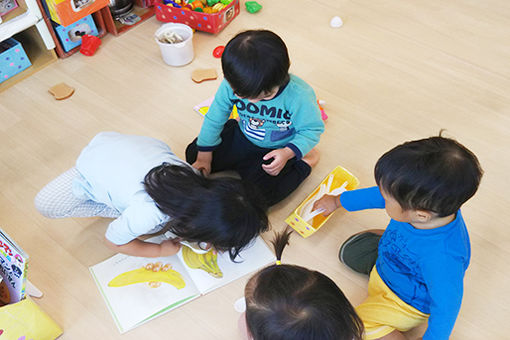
[
  {"x1": 35, "y1": 132, "x2": 268, "y2": 260},
  {"x1": 186, "y1": 30, "x2": 324, "y2": 206},
  {"x1": 239, "y1": 229, "x2": 364, "y2": 340},
  {"x1": 313, "y1": 135, "x2": 483, "y2": 340}
]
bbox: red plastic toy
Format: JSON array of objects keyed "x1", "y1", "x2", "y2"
[
  {"x1": 317, "y1": 99, "x2": 328, "y2": 121},
  {"x1": 213, "y1": 45, "x2": 225, "y2": 58},
  {"x1": 80, "y1": 35, "x2": 101, "y2": 56},
  {"x1": 155, "y1": 0, "x2": 240, "y2": 34}
]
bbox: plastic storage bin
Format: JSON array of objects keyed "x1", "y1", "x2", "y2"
[
  {"x1": 285, "y1": 166, "x2": 360, "y2": 238},
  {"x1": 0, "y1": 38, "x2": 31, "y2": 84},
  {"x1": 54, "y1": 14, "x2": 98, "y2": 52},
  {"x1": 44, "y1": 0, "x2": 109, "y2": 26},
  {"x1": 155, "y1": 0, "x2": 239, "y2": 34},
  {"x1": 0, "y1": 297, "x2": 63, "y2": 339}
]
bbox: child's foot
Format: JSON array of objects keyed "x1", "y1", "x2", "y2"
[{"x1": 302, "y1": 148, "x2": 320, "y2": 168}]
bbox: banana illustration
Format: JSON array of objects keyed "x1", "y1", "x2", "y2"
[
  {"x1": 108, "y1": 262, "x2": 186, "y2": 289},
  {"x1": 182, "y1": 246, "x2": 223, "y2": 278}
]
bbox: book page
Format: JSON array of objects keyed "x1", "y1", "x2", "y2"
[
  {"x1": 176, "y1": 236, "x2": 276, "y2": 295},
  {"x1": 90, "y1": 246, "x2": 201, "y2": 333}
]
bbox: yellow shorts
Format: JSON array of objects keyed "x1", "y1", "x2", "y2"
[{"x1": 356, "y1": 267, "x2": 429, "y2": 339}]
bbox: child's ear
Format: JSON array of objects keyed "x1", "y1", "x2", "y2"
[{"x1": 414, "y1": 210, "x2": 433, "y2": 222}]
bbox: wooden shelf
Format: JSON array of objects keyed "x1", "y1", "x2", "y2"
[
  {"x1": 36, "y1": 0, "x2": 107, "y2": 59},
  {"x1": 0, "y1": 25, "x2": 57, "y2": 92}
]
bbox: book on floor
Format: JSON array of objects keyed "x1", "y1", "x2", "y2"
[
  {"x1": 0, "y1": 228, "x2": 29, "y2": 306},
  {"x1": 193, "y1": 96, "x2": 238, "y2": 119},
  {"x1": 90, "y1": 233, "x2": 275, "y2": 333}
]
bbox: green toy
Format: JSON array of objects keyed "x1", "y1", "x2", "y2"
[
  {"x1": 245, "y1": 1, "x2": 262, "y2": 13},
  {"x1": 220, "y1": 0, "x2": 232, "y2": 4},
  {"x1": 207, "y1": 0, "x2": 219, "y2": 6}
]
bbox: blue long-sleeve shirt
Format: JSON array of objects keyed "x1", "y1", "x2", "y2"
[
  {"x1": 197, "y1": 75, "x2": 325, "y2": 159},
  {"x1": 340, "y1": 186, "x2": 470, "y2": 340}
]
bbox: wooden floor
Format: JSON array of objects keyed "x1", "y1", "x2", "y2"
[{"x1": 1, "y1": 0, "x2": 509, "y2": 338}]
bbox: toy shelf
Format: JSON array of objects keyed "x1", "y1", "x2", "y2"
[
  {"x1": 36, "y1": 0, "x2": 107, "y2": 58},
  {"x1": 100, "y1": 1, "x2": 154, "y2": 36},
  {"x1": 0, "y1": 25, "x2": 57, "y2": 92},
  {"x1": 0, "y1": 0, "x2": 54, "y2": 49}
]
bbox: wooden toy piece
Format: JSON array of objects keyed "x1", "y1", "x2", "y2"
[
  {"x1": 48, "y1": 83, "x2": 75, "y2": 100},
  {"x1": 285, "y1": 166, "x2": 359, "y2": 238},
  {"x1": 191, "y1": 68, "x2": 218, "y2": 83}
]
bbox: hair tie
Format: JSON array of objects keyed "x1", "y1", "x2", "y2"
[{"x1": 276, "y1": 260, "x2": 281, "y2": 265}]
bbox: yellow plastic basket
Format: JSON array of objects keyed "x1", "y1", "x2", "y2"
[
  {"x1": 0, "y1": 297, "x2": 63, "y2": 339},
  {"x1": 285, "y1": 166, "x2": 360, "y2": 238}
]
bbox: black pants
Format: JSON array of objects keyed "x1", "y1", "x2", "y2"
[{"x1": 186, "y1": 120, "x2": 312, "y2": 206}]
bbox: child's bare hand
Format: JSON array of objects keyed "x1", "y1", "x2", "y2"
[
  {"x1": 262, "y1": 147, "x2": 295, "y2": 176},
  {"x1": 192, "y1": 161, "x2": 211, "y2": 176},
  {"x1": 159, "y1": 239, "x2": 182, "y2": 257},
  {"x1": 192, "y1": 151, "x2": 212, "y2": 176},
  {"x1": 312, "y1": 194, "x2": 341, "y2": 216}
]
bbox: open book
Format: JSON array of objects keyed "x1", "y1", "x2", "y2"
[
  {"x1": 0, "y1": 228, "x2": 29, "y2": 305},
  {"x1": 193, "y1": 96, "x2": 238, "y2": 119},
  {"x1": 90, "y1": 234, "x2": 275, "y2": 333}
]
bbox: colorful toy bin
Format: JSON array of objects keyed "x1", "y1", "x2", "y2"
[
  {"x1": 155, "y1": 0, "x2": 240, "y2": 34},
  {"x1": 285, "y1": 166, "x2": 360, "y2": 238},
  {"x1": 45, "y1": 0, "x2": 109, "y2": 26},
  {"x1": 0, "y1": 38, "x2": 31, "y2": 84},
  {"x1": 54, "y1": 15, "x2": 99, "y2": 52}
]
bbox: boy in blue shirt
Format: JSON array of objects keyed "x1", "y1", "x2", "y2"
[
  {"x1": 186, "y1": 30, "x2": 324, "y2": 206},
  {"x1": 314, "y1": 135, "x2": 483, "y2": 340}
]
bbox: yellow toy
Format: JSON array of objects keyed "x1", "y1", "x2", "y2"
[
  {"x1": 0, "y1": 297, "x2": 63, "y2": 339},
  {"x1": 285, "y1": 166, "x2": 359, "y2": 238}
]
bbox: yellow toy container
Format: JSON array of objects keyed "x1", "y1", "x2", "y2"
[
  {"x1": 0, "y1": 297, "x2": 63, "y2": 339},
  {"x1": 285, "y1": 166, "x2": 359, "y2": 238}
]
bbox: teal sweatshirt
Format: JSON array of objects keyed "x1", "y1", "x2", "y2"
[{"x1": 197, "y1": 75, "x2": 325, "y2": 159}]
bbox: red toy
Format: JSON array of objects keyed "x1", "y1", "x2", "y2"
[
  {"x1": 317, "y1": 99, "x2": 328, "y2": 121},
  {"x1": 80, "y1": 35, "x2": 101, "y2": 56},
  {"x1": 213, "y1": 45, "x2": 224, "y2": 58},
  {"x1": 155, "y1": 0, "x2": 240, "y2": 34}
]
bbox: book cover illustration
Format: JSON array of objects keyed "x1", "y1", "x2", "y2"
[
  {"x1": 0, "y1": 228, "x2": 29, "y2": 305},
  {"x1": 90, "y1": 235, "x2": 274, "y2": 333}
]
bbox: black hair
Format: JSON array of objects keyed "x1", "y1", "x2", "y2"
[
  {"x1": 221, "y1": 30, "x2": 290, "y2": 99},
  {"x1": 144, "y1": 164, "x2": 269, "y2": 261},
  {"x1": 245, "y1": 229, "x2": 364, "y2": 340},
  {"x1": 375, "y1": 134, "x2": 483, "y2": 217}
]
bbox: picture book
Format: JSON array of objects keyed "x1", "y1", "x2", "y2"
[
  {"x1": 193, "y1": 96, "x2": 238, "y2": 119},
  {"x1": 90, "y1": 234, "x2": 275, "y2": 333},
  {"x1": 0, "y1": 228, "x2": 29, "y2": 305}
]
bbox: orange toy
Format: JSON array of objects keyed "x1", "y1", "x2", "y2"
[{"x1": 191, "y1": 0, "x2": 203, "y2": 9}]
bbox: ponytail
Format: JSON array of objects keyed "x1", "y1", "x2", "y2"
[{"x1": 270, "y1": 228, "x2": 292, "y2": 264}]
